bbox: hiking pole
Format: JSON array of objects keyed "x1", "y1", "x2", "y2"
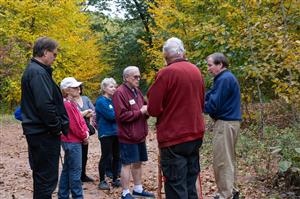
[
  {"x1": 157, "y1": 152, "x2": 163, "y2": 199},
  {"x1": 197, "y1": 173, "x2": 203, "y2": 199}
]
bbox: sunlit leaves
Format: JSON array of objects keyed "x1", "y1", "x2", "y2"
[{"x1": 0, "y1": 0, "x2": 107, "y2": 107}]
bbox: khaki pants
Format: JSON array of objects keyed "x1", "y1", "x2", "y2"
[{"x1": 213, "y1": 120, "x2": 240, "y2": 199}]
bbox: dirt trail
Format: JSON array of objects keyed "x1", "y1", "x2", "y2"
[
  {"x1": 0, "y1": 118, "x2": 160, "y2": 199},
  {"x1": 0, "y1": 117, "x2": 263, "y2": 199}
]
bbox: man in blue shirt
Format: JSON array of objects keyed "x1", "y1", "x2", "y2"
[{"x1": 204, "y1": 53, "x2": 241, "y2": 199}]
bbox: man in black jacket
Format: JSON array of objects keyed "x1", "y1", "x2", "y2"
[{"x1": 21, "y1": 37, "x2": 69, "y2": 199}]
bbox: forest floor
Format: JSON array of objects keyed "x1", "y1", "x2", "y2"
[{"x1": 0, "y1": 115, "x2": 291, "y2": 199}]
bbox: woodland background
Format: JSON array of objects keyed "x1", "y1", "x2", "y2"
[{"x1": 0, "y1": 0, "x2": 299, "y2": 198}]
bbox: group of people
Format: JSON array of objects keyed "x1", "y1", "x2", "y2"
[{"x1": 20, "y1": 36, "x2": 241, "y2": 199}]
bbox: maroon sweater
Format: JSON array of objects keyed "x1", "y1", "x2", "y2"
[
  {"x1": 147, "y1": 59, "x2": 205, "y2": 148},
  {"x1": 112, "y1": 84, "x2": 148, "y2": 144}
]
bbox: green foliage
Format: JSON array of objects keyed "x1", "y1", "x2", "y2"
[
  {"x1": 279, "y1": 161, "x2": 292, "y2": 173},
  {"x1": 236, "y1": 125, "x2": 300, "y2": 175},
  {"x1": 89, "y1": 11, "x2": 150, "y2": 92},
  {"x1": 270, "y1": 127, "x2": 300, "y2": 173},
  {"x1": 144, "y1": 0, "x2": 300, "y2": 112}
]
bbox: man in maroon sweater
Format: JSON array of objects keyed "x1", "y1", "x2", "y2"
[
  {"x1": 147, "y1": 37, "x2": 205, "y2": 199},
  {"x1": 112, "y1": 66, "x2": 154, "y2": 199}
]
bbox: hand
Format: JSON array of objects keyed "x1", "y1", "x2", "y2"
[
  {"x1": 140, "y1": 105, "x2": 148, "y2": 114},
  {"x1": 86, "y1": 110, "x2": 94, "y2": 118},
  {"x1": 83, "y1": 138, "x2": 89, "y2": 145},
  {"x1": 83, "y1": 133, "x2": 89, "y2": 145},
  {"x1": 82, "y1": 109, "x2": 93, "y2": 117}
]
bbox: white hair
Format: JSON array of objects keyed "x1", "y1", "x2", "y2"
[
  {"x1": 100, "y1": 77, "x2": 116, "y2": 94},
  {"x1": 123, "y1": 66, "x2": 139, "y2": 81},
  {"x1": 163, "y1": 37, "x2": 185, "y2": 57}
]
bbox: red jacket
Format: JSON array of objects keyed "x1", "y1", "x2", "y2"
[
  {"x1": 147, "y1": 59, "x2": 205, "y2": 148},
  {"x1": 61, "y1": 100, "x2": 88, "y2": 143},
  {"x1": 112, "y1": 84, "x2": 148, "y2": 144}
]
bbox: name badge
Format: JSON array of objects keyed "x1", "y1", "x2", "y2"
[
  {"x1": 129, "y1": 99, "x2": 136, "y2": 105},
  {"x1": 109, "y1": 104, "x2": 113, "y2": 109}
]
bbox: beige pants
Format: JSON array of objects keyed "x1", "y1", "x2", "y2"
[{"x1": 213, "y1": 120, "x2": 240, "y2": 199}]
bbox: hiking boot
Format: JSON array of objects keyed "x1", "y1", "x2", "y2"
[
  {"x1": 112, "y1": 179, "x2": 121, "y2": 187},
  {"x1": 98, "y1": 180, "x2": 110, "y2": 190},
  {"x1": 121, "y1": 193, "x2": 134, "y2": 199},
  {"x1": 132, "y1": 190, "x2": 155, "y2": 198},
  {"x1": 232, "y1": 190, "x2": 239, "y2": 199}
]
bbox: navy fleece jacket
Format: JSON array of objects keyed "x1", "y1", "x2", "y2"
[{"x1": 205, "y1": 70, "x2": 242, "y2": 121}]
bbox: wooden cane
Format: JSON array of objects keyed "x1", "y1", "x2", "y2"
[
  {"x1": 197, "y1": 173, "x2": 203, "y2": 199},
  {"x1": 157, "y1": 152, "x2": 163, "y2": 199}
]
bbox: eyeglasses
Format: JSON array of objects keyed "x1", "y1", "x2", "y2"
[{"x1": 132, "y1": 75, "x2": 141, "y2": 80}]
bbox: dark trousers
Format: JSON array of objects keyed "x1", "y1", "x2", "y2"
[
  {"x1": 26, "y1": 133, "x2": 61, "y2": 199},
  {"x1": 99, "y1": 136, "x2": 120, "y2": 181},
  {"x1": 160, "y1": 139, "x2": 202, "y2": 199},
  {"x1": 81, "y1": 143, "x2": 88, "y2": 178}
]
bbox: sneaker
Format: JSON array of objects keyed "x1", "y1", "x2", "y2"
[
  {"x1": 132, "y1": 190, "x2": 155, "y2": 198},
  {"x1": 98, "y1": 180, "x2": 110, "y2": 190},
  {"x1": 81, "y1": 175, "x2": 94, "y2": 182},
  {"x1": 121, "y1": 193, "x2": 134, "y2": 199},
  {"x1": 213, "y1": 192, "x2": 239, "y2": 199},
  {"x1": 111, "y1": 179, "x2": 121, "y2": 187},
  {"x1": 213, "y1": 194, "x2": 220, "y2": 199},
  {"x1": 213, "y1": 193, "x2": 223, "y2": 199}
]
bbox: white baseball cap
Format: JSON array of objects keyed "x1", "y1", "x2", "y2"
[{"x1": 60, "y1": 77, "x2": 82, "y2": 89}]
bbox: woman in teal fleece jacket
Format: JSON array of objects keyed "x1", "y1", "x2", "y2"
[{"x1": 95, "y1": 77, "x2": 121, "y2": 190}]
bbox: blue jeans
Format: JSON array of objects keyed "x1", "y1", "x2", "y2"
[{"x1": 58, "y1": 142, "x2": 83, "y2": 199}]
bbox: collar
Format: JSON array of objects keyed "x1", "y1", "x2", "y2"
[
  {"x1": 214, "y1": 69, "x2": 228, "y2": 80},
  {"x1": 167, "y1": 58, "x2": 188, "y2": 66},
  {"x1": 31, "y1": 58, "x2": 53, "y2": 76},
  {"x1": 102, "y1": 95, "x2": 112, "y2": 101},
  {"x1": 124, "y1": 83, "x2": 138, "y2": 97}
]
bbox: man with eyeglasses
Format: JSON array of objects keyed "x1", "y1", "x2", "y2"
[
  {"x1": 112, "y1": 66, "x2": 154, "y2": 199},
  {"x1": 21, "y1": 37, "x2": 69, "y2": 199}
]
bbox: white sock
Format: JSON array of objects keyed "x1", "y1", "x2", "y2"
[
  {"x1": 133, "y1": 184, "x2": 143, "y2": 193},
  {"x1": 122, "y1": 189, "x2": 130, "y2": 197}
]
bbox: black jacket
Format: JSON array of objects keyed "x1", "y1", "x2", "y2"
[{"x1": 21, "y1": 58, "x2": 69, "y2": 135}]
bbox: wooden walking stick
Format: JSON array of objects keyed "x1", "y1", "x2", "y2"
[
  {"x1": 157, "y1": 152, "x2": 163, "y2": 199},
  {"x1": 197, "y1": 172, "x2": 203, "y2": 199}
]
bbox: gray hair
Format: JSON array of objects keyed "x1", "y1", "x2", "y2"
[
  {"x1": 206, "y1": 52, "x2": 229, "y2": 68},
  {"x1": 100, "y1": 77, "x2": 117, "y2": 94},
  {"x1": 163, "y1": 37, "x2": 185, "y2": 57},
  {"x1": 123, "y1": 66, "x2": 140, "y2": 81}
]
